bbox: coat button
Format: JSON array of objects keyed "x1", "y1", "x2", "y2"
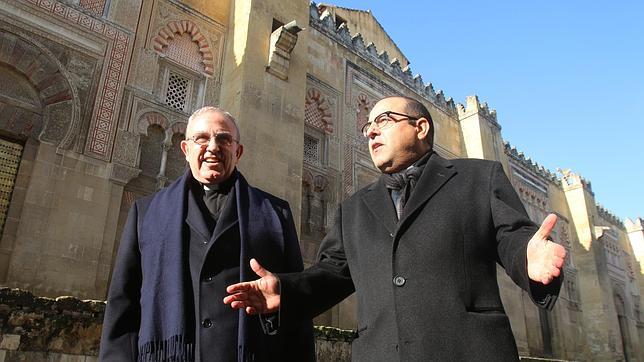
[
  {"x1": 389, "y1": 232, "x2": 394, "y2": 238},
  {"x1": 201, "y1": 319, "x2": 212, "y2": 328},
  {"x1": 393, "y1": 276, "x2": 406, "y2": 287},
  {"x1": 204, "y1": 276, "x2": 213, "y2": 282}
]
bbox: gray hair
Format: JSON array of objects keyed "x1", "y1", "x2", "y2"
[{"x1": 186, "y1": 106, "x2": 241, "y2": 141}]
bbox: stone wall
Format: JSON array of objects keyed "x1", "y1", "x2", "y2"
[{"x1": 0, "y1": 287, "x2": 353, "y2": 361}]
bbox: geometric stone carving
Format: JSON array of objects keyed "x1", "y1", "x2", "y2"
[
  {"x1": 19, "y1": 0, "x2": 135, "y2": 160},
  {"x1": 305, "y1": 88, "x2": 333, "y2": 134},
  {"x1": 20, "y1": 0, "x2": 136, "y2": 160},
  {"x1": 41, "y1": 101, "x2": 74, "y2": 145},
  {"x1": 79, "y1": 0, "x2": 107, "y2": 17},
  {"x1": 0, "y1": 29, "x2": 79, "y2": 149},
  {"x1": 152, "y1": 20, "x2": 215, "y2": 76},
  {"x1": 112, "y1": 130, "x2": 140, "y2": 167}
]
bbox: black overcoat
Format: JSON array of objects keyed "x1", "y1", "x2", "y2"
[
  {"x1": 100, "y1": 172, "x2": 314, "y2": 361},
  {"x1": 281, "y1": 152, "x2": 561, "y2": 362}
]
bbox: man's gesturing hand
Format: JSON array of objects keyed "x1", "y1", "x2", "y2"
[
  {"x1": 527, "y1": 214, "x2": 567, "y2": 285},
  {"x1": 223, "y1": 258, "x2": 281, "y2": 315}
]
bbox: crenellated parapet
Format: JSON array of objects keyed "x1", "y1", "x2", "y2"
[
  {"x1": 596, "y1": 204, "x2": 624, "y2": 230},
  {"x1": 309, "y1": 2, "x2": 456, "y2": 115},
  {"x1": 557, "y1": 167, "x2": 593, "y2": 194},
  {"x1": 504, "y1": 142, "x2": 558, "y2": 183},
  {"x1": 625, "y1": 218, "x2": 644, "y2": 233},
  {"x1": 457, "y1": 95, "x2": 500, "y2": 129}
]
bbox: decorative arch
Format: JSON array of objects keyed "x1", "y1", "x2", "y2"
[
  {"x1": 0, "y1": 29, "x2": 80, "y2": 149},
  {"x1": 137, "y1": 111, "x2": 170, "y2": 135},
  {"x1": 305, "y1": 88, "x2": 333, "y2": 134},
  {"x1": 152, "y1": 20, "x2": 215, "y2": 76},
  {"x1": 163, "y1": 121, "x2": 186, "y2": 144},
  {"x1": 170, "y1": 121, "x2": 187, "y2": 137}
]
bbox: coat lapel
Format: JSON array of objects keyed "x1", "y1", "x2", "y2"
[
  {"x1": 210, "y1": 191, "x2": 239, "y2": 244},
  {"x1": 399, "y1": 152, "x2": 456, "y2": 228},
  {"x1": 185, "y1": 183, "x2": 211, "y2": 243},
  {"x1": 361, "y1": 177, "x2": 397, "y2": 235}
]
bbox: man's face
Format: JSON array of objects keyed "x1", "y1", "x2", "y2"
[
  {"x1": 181, "y1": 111, "x2": 243, "y2": 185},
  {"x1": 366, "y1": 97, "x2": 429, "y2": 173}
]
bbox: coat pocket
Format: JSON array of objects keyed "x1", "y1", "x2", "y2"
[{"x1": 466, "y1": 305, "x2": 505, "y2": 314}]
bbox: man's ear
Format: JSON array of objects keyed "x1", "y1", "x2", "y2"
[
  {"x1": 180, "y1": 140, "x2": 190, "y2": 158},
  {"x1": 235, "y1": 144, "x2": 244, "y2": 160},
  {"x1": 416, "y1": 117, "x2": 431, "y2": 141}
]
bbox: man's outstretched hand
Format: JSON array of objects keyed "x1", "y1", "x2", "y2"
[
  {"x1": 223, "y1": 258, "x2": 281, "y2": 315},
  {"x1": 527, "y1": 214, "x2": 567, "y2": 285}
]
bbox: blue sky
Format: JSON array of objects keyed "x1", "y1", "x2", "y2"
[{"x1": 328, "y1": 0, "x2": 643, "y2": 221}]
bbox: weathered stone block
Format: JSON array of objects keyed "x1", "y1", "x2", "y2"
[{"x1": 0, "y1": 334, "x2": 20, "y2": 350}]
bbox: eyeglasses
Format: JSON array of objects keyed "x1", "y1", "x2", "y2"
[
  {"x1": 186, "y1": 132, "x2": 239, "y2": 147},
  {"x1": 360, "y1": 111, "x2": 419, "y2": 138}
]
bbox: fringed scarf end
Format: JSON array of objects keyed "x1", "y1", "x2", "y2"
[{"x1": 138, "y1": 334, "x2": 195, "y2": 362}]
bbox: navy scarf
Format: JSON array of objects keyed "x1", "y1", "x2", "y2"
[{"x1": 137, "y1": 171, "x2": 285, "y2": 361}]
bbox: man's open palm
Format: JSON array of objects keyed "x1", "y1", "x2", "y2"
[{"x1": 223, "y1": 258, "x2": 281, "y2": 315}]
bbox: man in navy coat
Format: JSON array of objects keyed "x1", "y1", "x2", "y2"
[
  {"x1": 100, "y1": 106, "x2": 314, "y2": 361},
  {"x1": 225, "y1": 96, "x2": 567, "y2": 361}
]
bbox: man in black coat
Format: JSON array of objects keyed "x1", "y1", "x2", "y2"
[
  {"x1": 100, "y1": 106, "x2": 314, "y2": 361},
  {"x1": 225, "y1": 96, "x2": 567, "y2": 361}
]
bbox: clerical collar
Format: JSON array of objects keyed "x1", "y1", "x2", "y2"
[{"x1": 203, "y1": 169, "x2": 238, "y2": 193}]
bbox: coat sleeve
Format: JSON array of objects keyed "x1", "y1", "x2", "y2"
[
  {"x1": 270, "y1": 203, "x2": 316, "y2": 361},
  {"x1": 490, "y1": 162, "x2": 562, "y2": 310},
  {"x1": 279, "y1": 205, "x2": 355, "y2": 320},
  {"x1": 99, "y1": 201, "x2": 143, "y2": 361}
]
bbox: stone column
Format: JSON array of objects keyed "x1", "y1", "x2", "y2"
[
  {"x1": 457, "y1": 95, "x2": 505, "y2": 166},
  {"x1": 561, "y1": 170, "x2": 622, "y2": 360},
  {"x1": 219, "y1": 0, "x2": 309, "y2": 230}
]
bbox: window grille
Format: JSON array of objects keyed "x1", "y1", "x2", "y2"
[
  {"x1": 303, "y1": 134, "x2": 320, "y2": 166},
  {"x1": 165, "y1": 72, "x2": 190, "y2": 111},
  {"x1": 0, "y1": 138, "x2": 23, "y2": 237}
]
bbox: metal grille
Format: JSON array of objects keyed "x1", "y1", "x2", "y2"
[
  {"x1": 0, "y1": 138, "x2": 23, "y2": 237},
  {"x1": 165, "y1": 72, "x2": 190, "y2": 111},
  {"x1": 303, "y1": 134, "x2": 319, "y2": 166}
]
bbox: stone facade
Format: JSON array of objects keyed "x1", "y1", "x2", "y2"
[{"x1": 0, "y1": 0, "x2": 642, "y2": 360}]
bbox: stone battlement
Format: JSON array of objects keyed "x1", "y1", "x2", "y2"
[
  {"x1": 504, "y1": 142, "x2": 558, "y2": 183},
  {"x1": 596, "y1": 204, "x2": 624, "y2": 230},
  {"x1": 557, "y1": 168, "x2": 593, "y2": 194},
  {"x1": 625, "y1": 217, "x2": 644, "y2": 232},
  {"x1": 309, "y1": 2, "x2": 457, "y2": 115},
  {"x1": 457, "y1": 95, "x2": 500, "y2": 127}
]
